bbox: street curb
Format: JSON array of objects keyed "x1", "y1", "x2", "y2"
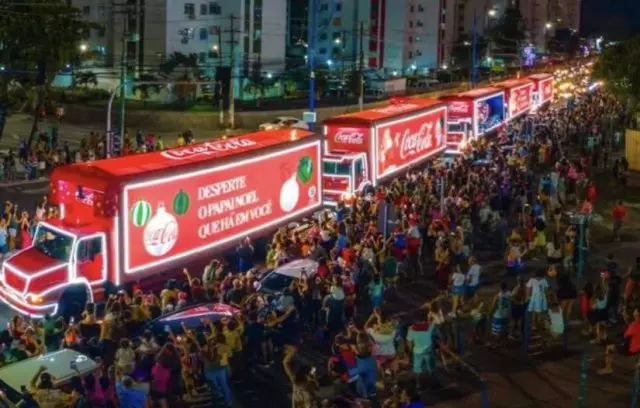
[{"x1": 0, "y1": 177, "x2": 48, "y2": 188}]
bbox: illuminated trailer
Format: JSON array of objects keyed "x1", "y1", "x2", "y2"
[
  {"x1": 0, "y1": 130, "x2": 322, "y2": 318},
  {"x1": 528, "y1": 73, "x2": 554, "y2": 108},
  {"x1": 322, "y1": 98, "x2": 448, "y2": 205},
  {"x1": 492, "y1": 78, "x2": 535, "y2": 121},
  {"x1": 440, "y1": 87, "x2": 506, "y2": 153}
]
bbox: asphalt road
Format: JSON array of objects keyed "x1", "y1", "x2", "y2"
[{"x1": 1, "y1": 166, "x2": 637, "y2": 407}]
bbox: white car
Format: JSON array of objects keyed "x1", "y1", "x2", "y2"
[
  {"x1": 259, "y1": 116, "x2": 309, "y2": 131},
  {"x1": 257, "y1": 259, "x2": 319, "y2": 294}
]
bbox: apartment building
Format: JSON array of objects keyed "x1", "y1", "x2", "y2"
[
  {"x1": 71, "y1": 0, "x2": 287, "y2": 75},
  {"x1": 311, "y1": 0, "x2": 449, "y2": 73}
]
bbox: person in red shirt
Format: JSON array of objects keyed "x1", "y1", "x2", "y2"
[
  {"x1": 612, "y1": 200, "x2": 627, "y2": 241},
  {"x1": 599, "y1": 309, "x2": 640, "y2": 375},
  {"x1": 586, "y1": 182, "x2": 597, "y2": 204}
]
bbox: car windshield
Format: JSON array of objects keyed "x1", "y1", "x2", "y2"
[
  {"x1": 323, "y1": 161, "x2": 351, "y2": 176},
  {"x1": 260, "y1": 272, "x2": 295, "y2": 293},
  {"x1": 269, "y1": 119, "x2": 282, "y2": 124},
  {"x1": 32, "y1": 225, "x2": 74, "y2": 262}
]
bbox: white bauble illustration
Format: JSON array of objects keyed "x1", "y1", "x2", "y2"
[
  {"x1": 280, "y1": 174, "x2": 300, "y2": 212},
  {"x1": 143, "y1": 202, "x2": 179, "y2": 257}
]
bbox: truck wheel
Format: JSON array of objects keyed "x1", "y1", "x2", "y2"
[{"x1": 58, "y1": 285, "x2": 88, "y2": 323}]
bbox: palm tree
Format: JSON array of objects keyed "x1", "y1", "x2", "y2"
[
  {"x1": 73, "y1": 71, "x2": 98, "y2": 88},
  {"x1": 132, "y1": 74, "x2": 163, "y2": 106},
  {"x1": 243, "y1": 79, "x2": 271, "y2": 107},
  {"x1": 159, "y1": 52, "x2": 201, "y2": 104}
]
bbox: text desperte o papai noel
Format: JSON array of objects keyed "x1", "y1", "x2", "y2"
[{"x1": 196, "y1": 176, "x2": 273, "y2": 238}]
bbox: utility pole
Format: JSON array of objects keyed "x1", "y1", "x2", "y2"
[
  {"x1": 134, "y1": 0, "x2": 141, "y2": 78},
  {"x1": 224, "y1": 14, "x2": 239, "y2": 129},
  {"x1": 215, "y1": 26, "x2": 223, "y2": 126},
  {"x1": 471, "y1": 13, "x2": 478, "y2": 87},
  {"x1": 308, "y1": 0, "x2": 317, "y2": 130},
  {"x1": 358, "y1": 21, "x2": 364, "y2": 111}
]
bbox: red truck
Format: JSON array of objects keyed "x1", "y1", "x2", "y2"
[
  {"x1": 321, "y1": 98, "x2": 447, "y2": 205},
  {"x1": 0, "y1": 129, "x2": 322, "y2": 318}
]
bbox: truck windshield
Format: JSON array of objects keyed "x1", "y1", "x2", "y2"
[
  {"x1": 323, "y1": 161, "x2": 351, "y2": 176},
  {"x1": 33, "y1": 225, "x2": 74, "y2": 262}
]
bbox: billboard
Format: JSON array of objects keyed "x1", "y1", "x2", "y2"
[
  {"x1": 506, "y1": 84, "x2": 533, "y2": 119},
  {"x1": 375, "y1": 107, "x2": 447, "y2": 179},
  {"x1": 475, "y1": 93, "x2": 505, "y2": 136},
  {"x1": 122, "y1": 141, "x2": 322, "y2": 273}
]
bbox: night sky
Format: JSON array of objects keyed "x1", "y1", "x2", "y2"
[{"x1": 581, "y1": 0, "x2": 640, "y2": 39}]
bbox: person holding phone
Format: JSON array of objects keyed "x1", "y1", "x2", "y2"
[{"x1": 29, "y1": 365, "x2": 78, "y2": 407}]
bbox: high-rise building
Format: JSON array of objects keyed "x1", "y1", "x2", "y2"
[
  {"x1": 311, "y1": 0, "x2": 450, "y2": 72},
  {"x1": 71, "y1": 0, "x2": 288, "y2": 75}
]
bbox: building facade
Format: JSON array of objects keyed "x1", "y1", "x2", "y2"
[
  {"x1": 311, "y1": 0, "x2": 449, "y2": 73},
  {"x1": 71, "y1": 0, "x2": 287, "y2": 76}
]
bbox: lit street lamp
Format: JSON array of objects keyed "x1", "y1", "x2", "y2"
[
  {"x1": 79, "y1": 43, "x2": 88, "y2": 52},
  {"x1": 334, "y1": 38, "x2": 341, "y2": 45},
  {"x1": 488, "y1": 9, "x2": 497, "y2": 18}
]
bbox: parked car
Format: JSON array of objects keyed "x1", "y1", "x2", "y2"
[
  {"x1": 140, "y1": 302, "x2": 240, "y2": 337},
  {"x1": 259, "y1": 116, "x2": 309, "y2": 131},
  {"x1": 0, "y1": 349, "x2": 100, "y2": 404},
  {"x1": 257, "y1": 259, "x2": 319, "y2": 294}
]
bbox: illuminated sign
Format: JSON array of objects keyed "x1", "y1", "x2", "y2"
[
  {"x1": 375, "y1": 107, "x2": 447, "y2": 179},
  {"x1": 123, "y1": 141, "x2": 322, "y2": 273}
]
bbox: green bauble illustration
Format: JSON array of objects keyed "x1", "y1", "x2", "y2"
[
  {"x1": 131, "y1": 199, "x2": 152, "y2": 227},
  {"x1": 297, "y1": 156, "x2": 313, "y2": 184},
  {"x1": 173, "y1": 190, "x2": 190, "y2": 215}
]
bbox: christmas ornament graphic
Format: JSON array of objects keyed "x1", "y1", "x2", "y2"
[
  {"x1": 280, "y1": 174, "x2": 300, "y2": 213},
  {"x1": 173, "y1": 189, "x2": 190, "y2": 216},
  {"x1": 131, "y1": 199, "x2": 152, "y2": 227},
  {"x1": 143, "y1": 202, "x2": 178, "y2": 257},
  {"x1": 297, "y1": 156, "x2": 313, "y2": 184}
]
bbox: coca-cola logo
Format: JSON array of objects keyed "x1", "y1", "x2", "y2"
[
  {"x1": 161, "y1": 139, "x2": 257, "y2": 160},
  {"x1": 374, "y1": 103, "x2": 418, "y2": 115},
  {"x1": 334, "y1": 129, "x2": 364, "y2": 144},
  {"x1": 398, "y1": 122, "x2": 434, "y2": 160},
  {"x1": 144, "y1": 220, "x2": 178, "y2": 256},
  {"x1": 449, "y1": 102, "x2": 469, "y2": 114}
]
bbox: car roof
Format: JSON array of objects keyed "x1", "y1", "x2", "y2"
[
  {"x1": 156, "y1": 303, "x2": 238, "y2": 324},
  {"x1": 0, "y1": 349, "x2": 98, "y2": 401},
  {"x1": 272, "y1": 259, "x2": 319, "y2": 278}
]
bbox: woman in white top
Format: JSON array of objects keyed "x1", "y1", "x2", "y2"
[
  {"x1": 450, "y1": 265, "x2": 466, "y2": 314},
  {"x1": 527, "y1": 269, "x2": 550, "y2": 331}
]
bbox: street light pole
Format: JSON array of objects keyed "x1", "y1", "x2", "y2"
[
  {"x1": 471, "y1": 13, "x2": 478, "y2": 87},
  {"x1": 308, "y1": 0, "x2": 317, "y2": 131},
  {"x1": 117, "y1": 35, "x2": 127, "y2": 156}
]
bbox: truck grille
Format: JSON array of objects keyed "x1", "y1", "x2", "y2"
[{"x1": 3, "y1": 268, "x2": 27, "y2": 294}]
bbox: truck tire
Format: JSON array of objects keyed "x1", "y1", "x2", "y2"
[{"x1": 58, "y1": 285, "x2": 88, "y2": 323}]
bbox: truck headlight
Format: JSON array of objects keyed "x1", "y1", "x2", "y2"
[{"x1": 26, "y1": 294, "x2": 44, "y2": 305}]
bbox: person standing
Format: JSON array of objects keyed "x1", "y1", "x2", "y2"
[
  {"x1": 612, "y1": 200, "x2": 627, "y2": 242},
  {"x1": 527, "y1": 269, "x2": 550, "y2": 331}
]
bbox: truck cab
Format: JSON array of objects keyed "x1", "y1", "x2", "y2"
[
  {"x1": 322, "y1": 151, "x2": 369, "y2": 205},
  {"x1": 0, "y1": 219, "x2": 110, "y2": 319}
]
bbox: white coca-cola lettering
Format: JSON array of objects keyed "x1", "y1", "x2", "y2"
[
  {"x1": 160, "y1": 139, "x2": 257, "y2": 160},
  {"x1": 374, "y1": 103, "x2": 418, "y2": 115},
  {"x1": 397, "y1": 121, "x2": 434, "y2": 160},
  {"x1": 144, "y1": 221, "x2": 178, "y2": 246},
  {"x1": 334, "y1": 130, "x2": 364, "y2": 144},
  {"x1": 449, "y1": 102, "x2": 469, "y2": 114}
]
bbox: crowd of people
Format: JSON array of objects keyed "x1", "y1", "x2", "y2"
[
  {"x1": 0, "y1": 84, "x2": 640, "y2": 408},
  {"x1": 0, "y1": 128, "x2": 196, "y2": 183}
]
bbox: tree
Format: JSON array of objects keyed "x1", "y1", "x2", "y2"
[
  {"x1": 488, "y1": 7, "x2": 526, "y2": 56},
  {"x1": 283, "y1": 79, "x2": 298, "y2": 97},
  {"x1": 159, "y1": 52, "x2": 200, "y2": 103},
  {"x1": 593, "y1": 35, "x2": 640, "y2": 118},
  {"x1": 450, "y1": 34, "x2": 489, "y2": 70},
  {"x1": 132, "y1": 74, "x2": 163, "y2": 106},
  {"x1": 243, "y1": 79, "x2": 271, "y2": 107},
  {"x1": 314, "y1": 70, "x2": 328, "y2": 100},
  {"x1": 0, "y1": 0, "x2": 100, "y2": 143},
  {"x1": 73, "y1": 71, "x2": 98, "y2": 88}
]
